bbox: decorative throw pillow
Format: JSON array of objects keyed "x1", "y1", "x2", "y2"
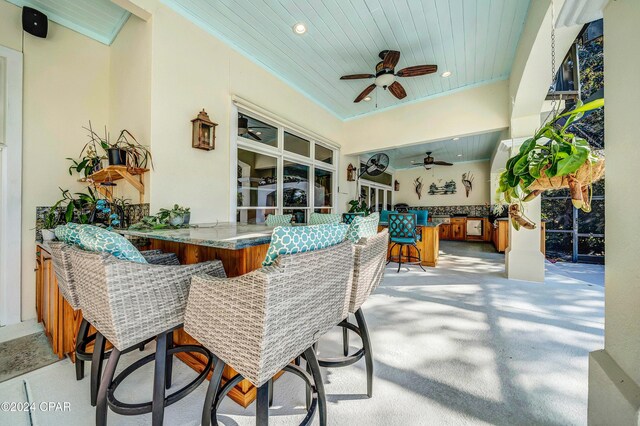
[
  {"x1": 308, "y1": 213, "x2": 342, "y2": 225},
  {"x1": 346, "y1": 212, "x2": 380, "y2": 243},
  {"x1": 265, "y1": 214, "x2": 293, "y2": 226},
  {"x1": 54, "y1": 223, "x2": 83, "y2": 245},
  {"x1": 78, "y1": 225, "x2": 147, "y2": 264},
  {"x1": 262, "y1": 223, "x2": 349, "y2": 266}
]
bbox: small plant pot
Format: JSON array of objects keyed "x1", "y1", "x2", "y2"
[
  {"x1": 107, "y1": 148, "x2": 128, "y2": 166},
  {"x1": 92, "y1": 160, "x2": 103, "y2": 173},
  {"x1": 182, "y1": 213, "x2": 191, "y2": 225},
  {"x1": 169, "y1": 215, "x2": 184, "y2": 226},
  {"x1": 41, "y1": 229, "x2": 56, "y2": 241}
]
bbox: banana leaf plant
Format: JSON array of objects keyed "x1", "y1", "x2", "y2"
[{"x1": 497, "y1": 98, "x2": 604, "y2": 229}]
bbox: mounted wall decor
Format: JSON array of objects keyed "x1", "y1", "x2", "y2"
[
  {"x1": 428, "y1": 180, "x2": 457, "y2": 195},
  {"x1": 462, "y1": 172, "x2": 474, "y2": 197},
  {"x1": 394, "y1": 179, "x2": 400, "y2": 191},
  {"x1": 191, "y1": 109, "x2": 217, "y2": 151},
  {"x1": 413, "y1": 177, "x2": 423, "y2": 199},
  {"x1": 347, "y1": 163, "x2": 357, "y2": 181}
]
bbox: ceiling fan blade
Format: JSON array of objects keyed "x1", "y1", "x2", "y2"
[
  {"x1": 396, "y1": 65, "x2": 438, "y2": 77},
  {"x1": 388, "y1": 81, "x2": 407, "y2": 100},
  {"x1": 434, "y1": 161, "x2": 453, "y2": 166},
  {"x1": 340, "y1": 74, "x2": 375, "y2": 80},
  {"x1": 354, "y1": 84, "x2": 376, "y2": 103},
  {"x1": 247, "y1": 130, "x2": 262, "y2": 141},
  {"x1": 383, "y1": 50, "x2": 400, "y2": 69}
]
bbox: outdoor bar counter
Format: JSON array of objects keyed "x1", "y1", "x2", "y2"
[
  {"x1": 120, "y1": 223, "x2": 276, "y2": 407},
  {"x1": 377, "y1": 222, "x2": 440, "y2": 267}
]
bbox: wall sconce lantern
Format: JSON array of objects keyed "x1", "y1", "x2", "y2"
[
  {"x1": 191, "y1": 109, "x2": 217, "y2": 151},
  {"x1": 347, "y1": 163, "x2": 357, "y2": 181},
  {"x1": 394, "y1": 179, "x2": 400, "y2": 191}
]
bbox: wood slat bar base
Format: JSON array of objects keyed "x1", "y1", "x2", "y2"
[
  {"x1": 378, "y1": 224, "x2": 440, "y2": 267},
  {"x1": 147, "y1": 239, "x2": 270, "y2": 408}
]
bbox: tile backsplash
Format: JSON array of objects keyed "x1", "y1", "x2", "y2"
[{"x1": 399, "y1": 204, "x2": 491, "y2": 217}]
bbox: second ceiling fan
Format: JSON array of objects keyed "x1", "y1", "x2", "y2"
[
  {"x1": 340, "y1": 50, "x2": 438, "y2": 103},
  {"x1": 410, "y1": 152, "x2": 453, "y2": 170}
]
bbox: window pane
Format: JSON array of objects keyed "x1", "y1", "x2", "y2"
[
  {"x1": 315, "y1": 143, "x2": 333, "y2": 164},
  {"x1": 387, "y1": 190, "x2": 392, "y2": 210},
  {"x1": 369, "y1": 186, "x2": 375, "y2": 211},
  {"x1": 377, "y1": 189, "x2": 384, "y2": 212},
  {"x1": 237, "y1": 113, "x2": 277, "y2": 148},
  {"x1": 283, "y1": 209, "x2": 308, "y2": 224},
  {"x1": 314, "y1": 168, "x2": 333, "y2": 207},
  {"x1": 578, "y1": 199, "x2": 604, "y2": 234},
  {"x1": 237, "y1": 148, "x2": 278, "y2": 208},
  {"x1": 314, "y1": 208, "x2": 333, "y2": 214},
  {"x1": 236, "y1": 208, "x2": 276, "y2": 224},
  {"x1": 284, "y1": 132, "x2": 310, "y2": 157},
  {"x1": 283, "y1": 161, "x2": 309, "y2": 207}
]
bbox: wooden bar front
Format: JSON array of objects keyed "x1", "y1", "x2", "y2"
[
  {"x1": 378, "y1": 224, "x2": 440, "y2": 267},
  {"x1": 146, "y1": 238, "x2": 270, "y2": 408}
]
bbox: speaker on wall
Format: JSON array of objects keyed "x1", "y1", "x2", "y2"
[{"x1": 22, "y1": 6, "x2": 48, "y2": 38}]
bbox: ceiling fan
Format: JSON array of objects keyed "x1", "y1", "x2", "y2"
[
  {"x1": 238, "y1": 114, "x2": 270, "y2": 141},
  {"x1": 410, "y1": 152, "x2": 453, "y2": 170},
  {"x1": 340, "y1": 50, "x2": 438, "y2": 103},
  {"x1": 359, "y1": 153, "x2": 389, "y2": 178}
]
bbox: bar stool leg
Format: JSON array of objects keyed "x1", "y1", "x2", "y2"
[
  {"x1": 412, "y1": 243, "x2": 426, "y2": 272},
  {"x1": 256, "y1": 382, "x2": 269, "y2": 426},
  {"x1": 355, "y1": 309, "x2": 374, "y2": 398},
  {"x1": 75, "y1": 318, "x2": 90, "y2": 380},
  {"x1": 304, "y1": 347, "x2": 326, "y2": 426},
  {"x1": 152, "y1": 332, "x2": 167, "y2": 426},
  {"x1": 202, "y1": 359, "x2": 225, "y2": 426},
  {"x1": 91, "y1": 332, "x2": 107, "y2": 407},
  {"x1": 342, "y1": 318, "x2": 350, "y2": 356},
  {"x1": 96, "y1": 347, "x2": 121, "y2": 426},
  {"x1": 165, "y1": 331, "x2": 173, "y2": 389},
  {"x1": 268, "y1": 378, "x2": 274, "y2": 407}
]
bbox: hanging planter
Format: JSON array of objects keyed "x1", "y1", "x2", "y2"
[{"x1": 497, "y1": 99, "x2": 604, "y2": 229}]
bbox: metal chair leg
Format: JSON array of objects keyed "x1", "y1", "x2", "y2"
[
  {"x1": 386, "y1": 243, "x2": 397, "y2": 265},
  {"x1": 355, "y1": 309, "x2": 374, "y2": 397},
  {"x1": 152, "y1": 332, "x2": 167, "y2": 426},
  {"x1": 202, "y1": 359, "x2": 225, "y2": 426},
  {"x1": 268, "y1": 378, "x2": 274, "y2": 407},
  {"x1": 397, "y1": 244, "x2": 404, "y2": 273},
  {"x1": 304, "y1": 347, "x2": 326, "y2": 426},
  {"x1": 96, "y1": 347, "x2": 120, "y2": 426},
  {"x1": 256, "y1": 382, "x2": 270, "y2": 426},
  {"x1": 342, "y1": 324, "x2": 349, "y2": 356},
  {"x1": 75, "y1": 318, "x2": 90, "y2": 381},
  {"x1": 412, "y1": 243, "x2": 427, "y2": 272},
  {"x1": 165, "y1": 331, "x2": 173, "y2": 389},
  {"x1": 91, "y1": 332, "x2": 107, "y2": 407}
]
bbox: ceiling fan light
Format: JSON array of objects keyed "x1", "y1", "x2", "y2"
[
  {"x1": 441, "y1": 71, "x2": 452, "y2": 78},
  {"x1": 375, "y1": 73, "x2": 395, "y2": 87},
  {"x1": 363, "y1": 96, "x2": 371, "y2": 102},
  {"x1": 453, "y1": 137, "x2": 460, "y2": 141},
  {"x1": 457, "y1": 154, "x2": 463, "y2": 157},
  {"x1": 293, "y1": 23, "x2": 307, "y2": 34}
]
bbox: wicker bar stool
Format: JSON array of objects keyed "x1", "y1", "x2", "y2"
[
  {"x1": 67, "y1": 246, "x2": 225, "y2": 426},
  {"x1": 314, "y1": 230, "x2": 388, "y2": 398},
  {"x1": 184, "y1": 241, "x2": 354, "y2": 426},
  {"x1": 48, "y1": 242, "x2": 179, "y2": 406}
]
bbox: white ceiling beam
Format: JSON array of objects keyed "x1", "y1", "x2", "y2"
[{"x1": 110, "y1": 0, "x2": 152, "y2": 21}]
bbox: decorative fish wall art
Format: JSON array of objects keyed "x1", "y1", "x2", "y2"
[{"x1": 462, "y1": 172, "x2": 474, "y2": 197}]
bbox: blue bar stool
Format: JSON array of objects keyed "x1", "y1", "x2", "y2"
[{"x1": 388, "y1": 212, "x2": 426, "y2": 273}]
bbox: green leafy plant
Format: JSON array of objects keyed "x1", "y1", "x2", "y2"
[
  {"x1": 497, "y1": 99, "x2": 604, "y2": 214},
  {"x1": 348, "y1": 198, "x2": 371, "y2": 215},
  {"x1": 128, "y1": 205, "x2": 190, "y2": 231},
  {"x1": 83, "y1": 122, "x2": 154, "y2": 169},
  {"x1": 57, "y1": 187, "x2": 99, "y2": 224}
]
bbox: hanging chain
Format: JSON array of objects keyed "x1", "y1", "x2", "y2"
[{"x1": 549, "y1": 0, "x2": 558, "y2": 115}]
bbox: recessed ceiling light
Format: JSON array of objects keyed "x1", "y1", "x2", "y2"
[
  {"x1": 441, "y1": 71, "x2": 452, "y2": 78},
  {"x1": 293, "y1": 23, "x2": 307, "y2": 35},
  {"x1": 363, "y1": 96, "x2": 372, "y2": 102},
  {"x1": 256, "y1": 131, "x2": 262, "y2": 135},
  {"x1": 453, "y1": 137, "x2": 460, "y2": 141},
  {"x1": 457, "y1": 154, "x2": 463, "y2": 157}
]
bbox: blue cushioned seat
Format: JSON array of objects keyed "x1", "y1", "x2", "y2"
[
  {"x1": 380, "y1": 210, "x2": 395, "y2": 223},
  {"x1": 408, "y1": 209, "x2": 428, "y2": 226}
]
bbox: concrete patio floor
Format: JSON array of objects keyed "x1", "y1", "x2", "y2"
[{"x1": 0, "y1": 242, "x2": 604, "y2": 425}]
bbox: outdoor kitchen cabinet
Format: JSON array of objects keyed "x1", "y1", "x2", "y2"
[
  {"x1": 439, "y1": 223, "x2": 451, "y2": 240},
  {"x1": 451, "y1": 218, "x2": 466, "y2": 241}
]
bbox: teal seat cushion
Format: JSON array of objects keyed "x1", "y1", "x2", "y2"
[
  {"x1": 308, "y1": 213, "x2": 341, "y2": 225},
  {"x1": 78, "y1": 225, "x2": 147, "y2": 264},
  {"x1": 380, "y1": 210, "x2": 395, "y2": 223},
  {"x1": 346, "y1": 212, "x2": 380, "y2": 243},
  {"x1": 262, "y1": 223, "x2": 349, "y2": 266},
  {"x1": 409, "y1": 210, "x2": 428, "y2": 225},
  {"x1": 54, "y1": 222, "x2": 83, "y2": 245},
  {"x1": 265, "y1": 214, "x2": 293, "y2": 226}
]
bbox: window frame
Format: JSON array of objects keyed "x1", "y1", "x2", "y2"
[{"x1": 232, "y1": 105, "x2": 338, "y2": 224}]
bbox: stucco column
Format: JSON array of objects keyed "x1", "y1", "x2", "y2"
[
  {"x1": 588, "y1": 1, "x2": 640, "y2": 424},
  {"x1": 503, "y1": 116, "x2": 545, "y2": 283}
]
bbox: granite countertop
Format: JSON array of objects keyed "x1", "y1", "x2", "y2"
[{"x1": 118, "y1": 222, "x2": 275, "y2": 250}]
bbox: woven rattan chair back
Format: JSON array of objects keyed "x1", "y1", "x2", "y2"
[
  {"x1": 48, "y1": 242, "x2": 81, "y2": 310},
  {"x1": 349, "y1": 229, "x2": 389, "y2": 313},
  {"x1": 68, "y1": 246, "x2": 225, "y2": 351},
  {"x1": 184, "y1": 241, "x2": 354, "y2": 387}
]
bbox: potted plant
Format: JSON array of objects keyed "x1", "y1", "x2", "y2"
[
  {"x1": 42, "y1": 203, "x2": 62, "y2": 241},
  {"x1": 496, "y1": 99, "x2": 604, "y2": 230},
  {"x1": 67, "y1": 123, "x2": 107, "y2": 178},
  {"x1": 83, "y1": 122, "x2": 153, "y2": 169},
  {"x1": 158, "y1": 204, "x2": 190, "y2": 226},
  {"x1": 348, "y1": 198, "x2": 371, "y2": 215}
]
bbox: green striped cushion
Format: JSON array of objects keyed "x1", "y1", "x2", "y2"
[
  {"x1": 265, "y1": 214, "x2": 293, "y2": 226},
  {"x1": 346, "y1": 212, "x2": 380, "y2": 243},
  {"x1": 308, "y1": 213, "x2": 341, "y2": 225}
]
